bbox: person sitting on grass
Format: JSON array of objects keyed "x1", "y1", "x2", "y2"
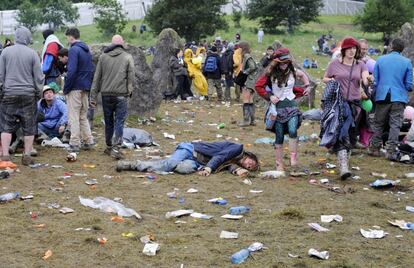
[
  {"x1": 37, "y1": 85, "x2": 68, "y2": 139},
  {"x1": 116, "y1": 141, "x2": 259, "y2": 177}
]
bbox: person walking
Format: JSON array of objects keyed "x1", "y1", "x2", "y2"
[
  {"x1": 238, "y1": 41, "x2": 258, "y2": 126},
  {"x1": 203, "y1": 46, "x2": 223, "y2": 101},
  {"x1": 90, "y1": 35, "x2": 135, "y2": 159},
  {"x1": 368, "y1": 38, "x2": 413, "y2": 159},
  {"x1": 255, "y1": 48, "x2": 310, "y2": 171},
  {"x1": 64, "y1": 27, "x2": 95, "y2": 153},
  {"x1": 322, "y1": 37, "x2": 370, "y2": 179},
  {"x1": 0, "y1": 26, "x2": 44, "y2": 165}
]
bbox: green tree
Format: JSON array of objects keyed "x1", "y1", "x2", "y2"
[
  {"x1": 16, "y1": 0, "x2": 41, "y2": 32},
  {"x1": 1, "y1": 0, "x2": 24, "y2": 10},
  {"x1": 145, "y1": 0, "x2": 228, "y2": 42},
  {"x1": 232, "y1": 9, "x2": 242, "y2": 28},
  {"x1": 247, "y1": 0, "x2": 323, "y2": 33},
  {"x1": 38, "y1": 0, "x2": 79, "y2": 30},
  {"x1": 355, "y1": 0, "x2": 414, "y2": 36},
  {"x1": 1, "y1": 0, "x2": 85, "y2": 11},
  {"x1": 93, "y1": 0, "x2": 127, "y2": 36}
]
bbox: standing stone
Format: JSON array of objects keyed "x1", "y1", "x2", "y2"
[
  {"x1": 397, "y1": 22, "x2": 414, "y2": 104},
  {"x1": 151, "y1": 28, "x2": 184, "y2": 98},
  {"x1": 397, "y1": 23, "x2": 414, "y2": 63},
  {"x1": 90, "y1": 44, "x2": 160, "y2": 117}
]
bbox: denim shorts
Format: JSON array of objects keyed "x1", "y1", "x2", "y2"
[{"x1": 0, "y1": 95, "x2": 37, "y2": 135}]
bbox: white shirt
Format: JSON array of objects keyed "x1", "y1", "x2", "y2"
[{"x1": 271, "y1": 74, "x2": 296, "y2": 101}]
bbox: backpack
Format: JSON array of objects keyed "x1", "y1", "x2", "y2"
[{"x1": 204, "y1": 56, "x2": 218, "y2": 72}]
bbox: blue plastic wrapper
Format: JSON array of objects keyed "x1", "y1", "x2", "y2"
[{"x1": 369, "y1": 179, "x2": 399, "y2": 188}]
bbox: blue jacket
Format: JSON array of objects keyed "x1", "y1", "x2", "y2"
[
  {"x1": 374, "y1": 51, "x2": 413, "y2": 103},
  {"x1": 63, "y1": 41, "x2": 94, "y2": 94},
  {"x1": 37, "y1": 98, "x2": 68, "y2": 129},
  {"x1": 192, "y1": 141, "x2": 243, "y2": 171}
]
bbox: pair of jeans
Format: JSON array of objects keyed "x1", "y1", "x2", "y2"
[
  {"x1": 274, "y1": 116, "x2": 299, "y2": 145},
  {"x1": 38, "y1": 123, "x2": 61, "y2": 138},
  {"x1": 102, "y1": 96, "x2": 128, "y2": 147},
  {"x1": 66, "y1": 90, "x2": 94, "y2": 146},
  {"x1": 136, "y1": 143, "x2": 199, "y2": 173}
]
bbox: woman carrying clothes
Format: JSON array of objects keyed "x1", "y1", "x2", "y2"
[
  {"x1": 184, "y1": 48, "x2": 208, "y2": 98},
  {"x1": 255, "y1": 48, "x2": 310, "y2": 171},
  {"x1": 238, "y1": 41, "x2": 258, "y2": 127},
  {"x1": 322, "y1": 37, "x2": 371, "y2": 179}
]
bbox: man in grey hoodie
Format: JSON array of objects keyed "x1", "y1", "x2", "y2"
[{"x1": 0, "y1": 26, "x2": 44, "y2": 165}]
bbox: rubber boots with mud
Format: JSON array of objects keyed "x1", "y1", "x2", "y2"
[
  {"x1": 238, "y1": 104, "x2": 251, "y2": 127},
  {"x1": 249, "y1": 104, "x2": 257, "y2": 126},
  {"x1": 274, "y1": 145, "x2": 285, "y2": 176},
  {"x1": 337, "y1": 149, "x2": 351, "y2": 180},
  {"x1": 289, "y1": 138, "x2": 299, "y2": 167}
]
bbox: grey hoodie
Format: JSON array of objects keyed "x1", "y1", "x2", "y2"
[{"x1": 0, "y1": 26, "x2": 44, "y2": 97}]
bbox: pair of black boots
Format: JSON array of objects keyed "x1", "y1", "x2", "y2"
[{"x1": 239, "y1": 103, "x2": 256, "y2": 127}]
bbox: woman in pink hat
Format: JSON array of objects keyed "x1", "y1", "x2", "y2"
[
  {"x1": 322, "y1": 37, "x2": 371, "y2": 179},
  {"x1": 255, "y1": 48, "x2": 310, "y2": 172}
]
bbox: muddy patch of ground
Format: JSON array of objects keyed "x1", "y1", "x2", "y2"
[{"x1": 1, "y1": 100, "x2": 413, "y2": 267}]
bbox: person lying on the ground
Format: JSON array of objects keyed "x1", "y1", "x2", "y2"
[
  {"x1": 37, "y1": 85, "x2": 68, "y2": 139},
  {"x1": 116, "y1": 141, "x2": 259, "y2": 176}
]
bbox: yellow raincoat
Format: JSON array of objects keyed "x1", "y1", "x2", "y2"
[
  {"x1": 184, "y1": 48, "x2": 208, "y2": 96},
  {"x1": 233, "y1": 48, "x2": 243, "y2": 76}
]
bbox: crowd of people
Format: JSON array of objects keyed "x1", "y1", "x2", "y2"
[{"x1": 0, "y1": 26, "x2": 413, "y2": 181}]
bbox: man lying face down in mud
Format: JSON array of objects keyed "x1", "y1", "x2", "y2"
[{"x1": 116, "y1": 141, "x2": 259, "y2": 177}]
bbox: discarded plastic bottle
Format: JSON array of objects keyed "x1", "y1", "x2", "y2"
[
  {"x1": 229, "y1": 206, "x2": 250, "y2": 215},
  {"x1": 217, "y1": 123, "x2": 225, "y2": 129},
  {"x1": 0, "y1": 192, "x2": 20, "y2": 202},
  {"x1": 214, "y1": 199, "x2": 228, "y2": 205},
  {"x1": 231, "y1": 248, "x2": 250, "y2": 264}
]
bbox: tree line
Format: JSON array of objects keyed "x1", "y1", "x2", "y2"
[{"x1": 8, "y1": 0, "x2": 414, "y2": 41}]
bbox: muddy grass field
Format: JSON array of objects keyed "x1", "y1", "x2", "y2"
[{"x1": 1, "y1": 100, "x2": 414, "y2": 268}]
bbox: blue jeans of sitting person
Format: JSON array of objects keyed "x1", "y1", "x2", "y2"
[
  {"x1": 38, "y1": 123, "x2": 61, "y2": 138},
  {"x1": 102, "y1": 96, "x2": 128, "y2": 147},
  {"x1": 136, "y1": 143, "x2": 200, "y2": 173}
]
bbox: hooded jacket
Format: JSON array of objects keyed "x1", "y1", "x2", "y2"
[
  {"x1": 90, "y1": 45, "x2": 135, "y2": 103},
  {"x1": 169, "y1": 55, "x2": 188, "y2": 77},
  {"x1": 192, "y1": 141, "x2": 245, "y2": 173},
  {"x1": 183, "y1": 49, "x2": 208, "y2": 96},
  {"x1": 0, "y1": 26, "x2": 44, "y2": 97},
  {"x1": 63, "y1": 41, "x2": 94, "y2": 94},
  {"x1": 37, "y1": 97, "x2": 68, "y2": 129}
]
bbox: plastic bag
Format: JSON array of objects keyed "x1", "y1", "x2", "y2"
[
  {"x1": 123, "y1": 128, "x2": 155, "y2": 147},
  {"x1": 79, "y1": 196, "x2": 141, "y2": 219}
]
